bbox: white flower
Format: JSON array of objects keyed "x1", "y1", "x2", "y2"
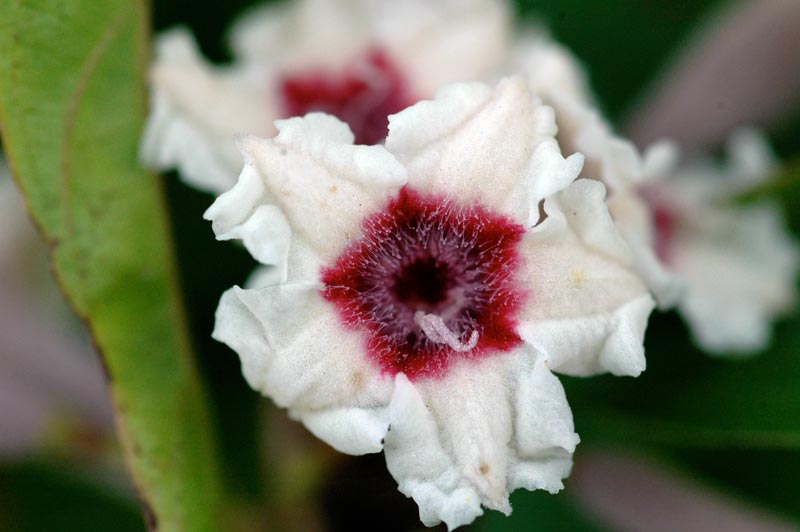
[
  {"x1": 141, "y1": 0, "x2": 510, "y2": 193},
  {"x1": 206, "y1": 77, "x2": 654, "y2": 529},
  {"x1": 642, "y1": 130, "x2": 800, "y2": 353},
  {"x1": 513, "y1": 34, "x2": 685, "y2": 309}
]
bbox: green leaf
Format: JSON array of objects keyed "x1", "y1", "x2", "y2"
[{"x1": 0, "y1": 2, "x2": 224, "y2": 531}]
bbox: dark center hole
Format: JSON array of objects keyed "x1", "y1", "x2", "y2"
[{"x1": 393, "y1": 257, "x2": 451, "y2": 309}]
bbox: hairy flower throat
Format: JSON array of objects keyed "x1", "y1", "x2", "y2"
[{"x1": 321, "y1": 187, "x2": 526, "y2": 379}]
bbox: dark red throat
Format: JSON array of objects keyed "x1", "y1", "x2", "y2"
[
  {"x1": 280, "y1": 48, "x2": 415, "y2": 145},
  {"x1": 321, "y1": 187, "x2": 527, "y2": 380}
]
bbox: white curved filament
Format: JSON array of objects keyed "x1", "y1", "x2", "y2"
[{"x1": 414, "y1": 311, "x2": 479, "y2": 352}]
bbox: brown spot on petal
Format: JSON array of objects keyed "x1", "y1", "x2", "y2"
[{"x1": 349, "y1": 371, "x2": 364, "y2": 391}]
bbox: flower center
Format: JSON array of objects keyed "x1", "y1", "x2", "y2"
[
  {"x1": 279, "y1": 48, "x2": 415, "y2": 145},
  {"x1": 321, "y1": 187, "x2": 526, "y2": 380},
  {"x1": 393, "y1": 257, "x2": 451, "y2": 310}
]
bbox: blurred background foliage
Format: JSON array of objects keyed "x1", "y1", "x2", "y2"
[{"x1": 1, "y1": 0, "x2": 799, "y2": 531}]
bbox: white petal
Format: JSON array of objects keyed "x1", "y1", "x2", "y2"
[
  {"x1": 518, "y1": 180, "x2": 655, "y2": 376},
  {"x1": 384, "y1": 373, "x2": 484, "y2": 530},
  {"x1": 552, "y1": 178, "x2": 632, "y2": 261},
  {"x1": 514, "y1": 33, "x2": 592, "y2": 107},
  {"x1": 541, "y1": 89, "x2": 643, "y2": 194},
  {"x1": 377, "y1": 0, "x2": 511, "y2": 97},
  {"x1": 509, "y1": 356, "x2": 579, "y2": 493},
  {"x1": 519, "y1": 296, "x2": 654, "y2": 377},
  {"x1": 244, "y1": 236, "x2": 323, "y2": 288},
  {"x1": 384, "y1": 352, "x2": 579, "y2": 529},
  {"x1": 141, "y1": 29, "x2": 276, "y2": 193},
  {"x1": 203, "y1": 160, "x2": 265, "y2": 244},
  {"x1": 227, "y1": 2, "x2": 292, "y2": 63},
  {"x1": 230, "y1": 0, "x2": 371, "y2": 68},
  {"x1": 512, "y1": 357, "x2": 579, "y2": 458},
  {"x1": 641, "y1": 140, "x2": 681, "y2": 183},
  {"x1": 514, "y1": 39, "x2": 684, "y2": 306},
  {"x1": 629, "y1": 241, "x2": 685, "y2": 310},
  {"x1": 213, "y1": 283, "x2": 392, "y2": 413},
  {"x1": 203, "y1": 160, "x2": 293, "y2": 277},
  {"x1": 299, "y1": 406, "x2": 389, "y2": 455},
  {"x1": 217, "y1": 204, "x2": 291, "y2": 275},
  {"x1": 415, "y1": 358, "x2": 515, "y2": 515},
  {"x1": 675, "y1": 204, "x2": 799, "y2": 353},
  {"x1": 608, "y1": 189, "x2": 685, "y2": 309},
  {"x1": 244, "y1": 266, "x2": 282, "y2": 290},
  {"x1": 204, "y1": 114, "x2": 406, "y2": 262},
  {"x1": 513, "y1": 35, "x2": 643, "y2": 193},
  {"x1": 387, "y1": 77, "x2": 583, "y2": 225},
  {"x1": 613, "y1": 140, "x2": 685, "y2": 310},
  {"x1": 514, "y1": 138, "x2": 585, "y2": 228},
  {"x1": 727, "y1": 128, "x2": 777, "y2": 184}
]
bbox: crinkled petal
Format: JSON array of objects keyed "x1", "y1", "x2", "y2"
[
  {"x1": 518, "y1": 180, "x2": 654, "y2": 376},
  {"x1": 386, "y1": 77, "x2": 583, "y2": 225},
  {"x1": 608, "y1": 190, "x2": 685, "y2": 309},
  {"x1": 376, "y1": 0, "x2": 511, "y2": 97},
  {"x1": 244, "y1": 236, "x2": 323, "y2": 288},
  {"x1": 140, "y1": 29, "x2": 275, "y2": 193},
  {"x1": 534, "y1": 84, "x2": 644, "y2": 195},
  {"x1": 213, "y1": 283, "x2": 392, "y2": 414},
  {"x1": 642, "y1": 141, "x2": 681, "y2": 183},
  {"x1": 415, "y1": 358, "x2": 514, "y2": 515},
  {"x1": 551, "y1": 178, "x2": 633, "y2": 260},
  {"x1": 204, "y1": 114, "x2": 407, "y2": 262},
  {"x1": 384, "y1": 353, "x2": 578, "y2": 529},
  {"x1": 219, "y1": 204, "x2": 291, "y2": 274},
  {"x1": 519, "y1": 296, "x2": 654, "y2": 377},
  {"x1": 513, "y1": 37, "x2": 684, "y2": 308},
  {"x1": 514, "y1": 31, "x2": 682, "y2": 309},
  {"x1": 384, "y1": 373, "x2": 483, "y2": 530},
  {"x1": 202, "y1": 160, "x2": 294, "y2": 278},
  {"x1": 509, "y1": 355, "x2": 578, "y2": 493},
  {"x1": 568, "y1": 111, "x2": 684, "y2": 307}
]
